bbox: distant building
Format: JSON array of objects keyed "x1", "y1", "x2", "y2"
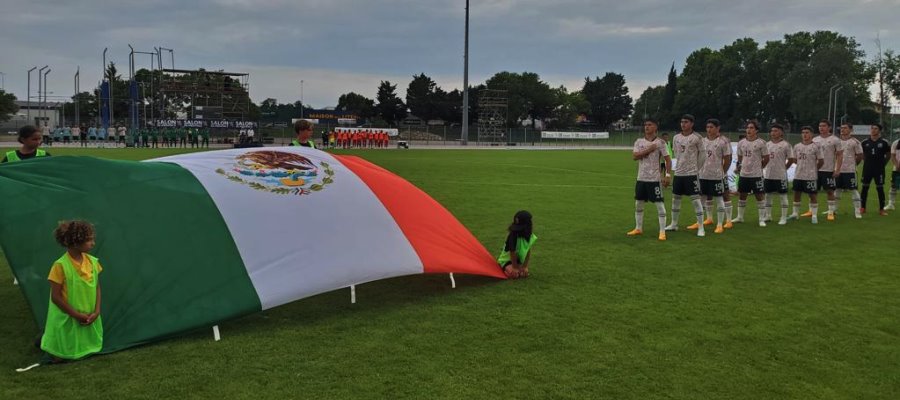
[{"x1": 1, "y1": 100, "x2": 62, "y2": 134}]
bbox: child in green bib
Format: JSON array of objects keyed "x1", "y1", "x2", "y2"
[
  {"x1": 497, "y1": 210, "x2": 537, "y2": 279},
  {"x1": 41, "y1": 220, "x2": 103, "y2": 361}
]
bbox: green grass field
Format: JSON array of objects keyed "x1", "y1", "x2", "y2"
[{"x1": 1, "y1": 147, "x2": 898, "y2": 399}]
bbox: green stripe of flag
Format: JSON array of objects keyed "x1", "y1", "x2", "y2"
[{"x1": 0, "y1": 156, "x2": 261, "y2": 353}]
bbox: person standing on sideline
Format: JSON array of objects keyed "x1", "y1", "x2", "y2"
[
  {"x1": 860, "y1": 124, "x2": 891, "y2": 214},
  {"x1": 734, "y1": 120, "x2": 770, "y2": 226},
  {"x1": 627, "y1": 119, "x2": 671, "y2": 241},
  {"x1": 788, "y1": 127, "x2": 824, "y2": 223},
  {"x1": 763, "y1": 124, "x2": 794, "y2": 225},
  {"x1": 699, "y1": 118, "x2": 732, "y2": 233},
  {"x1": 665, "y1": 114, "x2": 706, "y2": 237},
  {"x1": 807, "y1": 119, "x2": 843, "y2": 220},
  {"x1": 836, "y1": 123, "x2": 864, "y2": 218}
]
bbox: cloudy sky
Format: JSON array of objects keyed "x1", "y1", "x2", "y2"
[{"x1": 1, "y1": 0, "x2": 898, "y2": 108}]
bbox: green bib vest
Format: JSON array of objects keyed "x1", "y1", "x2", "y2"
[
  {"x1": 41, "y1": 253, "x2": 103, "y2": 360},
  {"x1": 497, "y1": 234, "x2": 538, "y2": 266},
  {"x1": 292, "y1": 139, "x2": 316, "y2": 149},
  {"x1": 5, "y1": 149, "x2": 47, "y2": 162}
]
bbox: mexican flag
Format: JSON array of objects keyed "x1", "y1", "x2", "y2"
[{"x1": 0, "y1": 148, "x2": 504, "y2": 354}]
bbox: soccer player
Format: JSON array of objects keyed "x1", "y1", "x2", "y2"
[
  {"x1": 627, "y1": 119, "x2": 671, "y2": 241},
  {"x1": 734, "y1": 120, "x2": 770, "y2": 226},
  {"x1": 763, "y1": 123, "x2": 794, "y2": 225},
  {"x1": 807, "y1": 119, "x2": 843, "y2": 220},
  {"x1": 665, "y1": 114, "x2": 706, "y2": 237},
  {"x1": 788, "y1": 126, "x2": 824, "y2": 224},
  {"x1": 699, "y1": 118, "x2": 732, "y2": 233},
  {"x1": 860, "y1": 123, "x2": 891, "y2": 214},
  {"x1": 836, "y1": 123, "x2": 863, "y2": 218}
]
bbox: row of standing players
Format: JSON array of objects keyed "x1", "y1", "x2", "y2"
[{"x1": 629, "y1": 115, "x2": 898, "y2": 241}]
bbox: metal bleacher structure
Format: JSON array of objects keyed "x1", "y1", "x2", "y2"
[
  {"x1": 156, "y1": 69, "x2": 250, "y2": 121},
  {"x1": 476, "y1": 89, "x2": 508, "y2": 143}
]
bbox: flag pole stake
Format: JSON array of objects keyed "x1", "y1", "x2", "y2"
[
  {"x1": 350, "y1": 285, "x2": 356, "y2": 304},
  {"x1": 213, "y1": 325, "x2": 221, "y2": 342},
  {"x1": 449, "y1": 273, "x2": 456, "y2": 289}
]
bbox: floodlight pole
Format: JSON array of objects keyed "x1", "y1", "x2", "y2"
[
  {"x1": 461, "y1": 0, "x2": 470, "y2": 146},
  {"x1": 38, "y1": 66, "x2": 48, "y2": 126},
  {"x1": 300, "y1": 79, "x2": 304, "y2": 119},
  {"x1": 74, "y1": 67, "x2": 80, "y2": 126},
  {"x1": 27, "y1": 67, "x2": 37, "y2": 124}
]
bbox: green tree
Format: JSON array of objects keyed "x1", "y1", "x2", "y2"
[
  {"x1": 0, "y1": 90, "x2": 18, "y2": 123},
  {"x1": 632, "y1": 85, "x2": 665, "y2": 126},
  {"x1": 406, "y1": 73, "x2": 439, "y2": 121},
  {"x1": 484, "y1": 71, "x2": 556, "y2": 128},
  {"x1": 660, "y1": 63, "x2": 678, "y2": 128},
  {"x1": 582, "y1": 72, "x2": 633, "y2": 129},
  {"x1": 337, "y1": 92, "x2": 375, "y2": 121},
  {"x1": 549, "y1": 86, "x2": 589, "y2": 129},
  {"x1": 376, "y1": 80, "x2": 407, "y2": 126}
]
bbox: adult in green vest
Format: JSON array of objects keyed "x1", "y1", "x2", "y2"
[
  {"x1": 290, "y1": 120, "x2": 316, "y2": 149},
  {"x1": 2, "y1": 125, "x2": 51, "y2": 163},
  {"x1": 41, "y1": 220, "x2": 103, "y2": 361},
  {"x1": 497, "y1": 210, "x2": 537, "y2": 279}
]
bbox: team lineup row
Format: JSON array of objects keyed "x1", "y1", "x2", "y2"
[{"x1": 628, "y1": 115, "x2": 898, "y2": 241}]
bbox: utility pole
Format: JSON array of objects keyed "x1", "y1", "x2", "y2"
[{"x1": 27, "y1": 67, "x2": 37, "y2": 124}]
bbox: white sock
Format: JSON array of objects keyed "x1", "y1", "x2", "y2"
[
  {"x1": 655, "y1": 202, "x2": 666, "y2": 234},
  {"x1": 634, "y1": 200, "x2": 644, "y2": 230},
  {"x1": 716, "y1": 197, "x2": 726, "y2": 226},
  {"x1": 890, "y1": 189, "x2": 897, "y2": 205},
  {"x1": 671, "y1": 195, "x2": 681, "y2": 226},
  {"x1": 757, "y1": 201, "x2": 766, "y2": 223},
  {"x1": 811, "y1": 202, "x2": 819, "y2": 216},
  {"x1": 827, "y1": 200, "x2": 836, "y2": 214},
  {"x1": 793, "y1": 201, "x2": 801, "y2": 215},
  {"x1": 705, "y1": 199, "x2": 713, "y2": 220},
  {"x1": 764, "y1": 194, "x2": 773, "y2": 220},
  {"x1": 724, "y1": 201, "x2": 733, "y2": 222},
  {"x1": 780, "y1": 194, "x2": 789, "y2": 220},
  {"x1": 691, "y1": 195, "x2": 704, "y2": 227},
  {"x1": 851, "y1": 190, "x2": 861, "y2": 211},
  {"x1": 738, "y1": 200, "x2": 747, "y2": 219}
]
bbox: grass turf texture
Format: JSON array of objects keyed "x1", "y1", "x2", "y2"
[{"x1": 1, "y1": 147, "x2": 898, "y2": 399}]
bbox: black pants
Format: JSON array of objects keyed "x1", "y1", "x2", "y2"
[{"x1": 860, "y1": 170, "x2": 886, "y2": 210}]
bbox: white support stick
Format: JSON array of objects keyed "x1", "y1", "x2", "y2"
[
  {"x1": 212, "y1": 325, "x2": 220, "y2": 342},
  {"x1": 449, "y1": 273, "x2": 456, "y2": 289},
  {"x1": 350, "y1": 285, "x2": 356, "y2": 304},
  {"x1": 13, "y1": 277, "x2": 18, "y2": 285},
  {"x1": 15, "y1": 363, "x2": 40, "y2": 373}
]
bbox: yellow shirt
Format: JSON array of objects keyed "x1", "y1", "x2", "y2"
[{"x1": 47, "y1": 253, "x2": 103, "y2": 302}]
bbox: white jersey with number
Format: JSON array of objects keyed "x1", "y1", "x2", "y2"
[
  {"x1": 699, "y1": 136, "x2": 731, "y2": 181},
  {"x1": 737, "y1": 138, "x2": 769, "y2": 178},
  {"x1": 764, "y1": 140, "x2": 793, "y2": 180},
  {"x1": 793, "y1": 142, "x2": 822, "y2": 181},
  {"x1": 839, "y1": 137, "x2": 863, "y2": 173},
  {"x1": 633, "y1": 137, "x2": 668, "y2": 182},
  {"x1": 673, "y1": 132, "x2": 704, "y2": 176},
  {"x1": 813, "y1": 134, "x2": 841, "y2": 172}
]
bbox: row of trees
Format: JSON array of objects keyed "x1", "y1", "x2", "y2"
[
  {"x1": 633, "y1": 31, "x2": 899, "y2": 131},
  {"x1": 312, "y1": 71, "x2": 632, "y2": 130}
]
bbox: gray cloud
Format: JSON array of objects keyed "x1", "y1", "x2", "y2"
[{"x1": 1, "y1": 0, "x2": 898, "y2": 108}]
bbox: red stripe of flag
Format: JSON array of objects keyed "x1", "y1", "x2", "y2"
[{"x1": 335, "y1": 155, "x2": 505, "y2": 279}]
